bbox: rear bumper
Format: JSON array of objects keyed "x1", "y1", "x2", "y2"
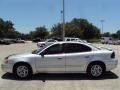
[{"x1": 105, "y1": 59, "x2": 118, "y2": 71}]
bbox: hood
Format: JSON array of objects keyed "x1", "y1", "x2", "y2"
[{"x1": 7, "y1": 53, "x2": 37, "y2": 59}]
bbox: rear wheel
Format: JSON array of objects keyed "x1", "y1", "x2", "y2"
[
  {"x1": 87, "y1": 63, "x2": 105, "y2": 78},
  {"x1": 14, "y1": 63, "x2": 32, "y2": 79}
]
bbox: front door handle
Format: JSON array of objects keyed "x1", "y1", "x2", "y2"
[
  {"x1": 85, "y1": 56, "x2": 90, "y2": 58},
  {"x1": 57, "y1": 58, "x2": 63, "y2": 59}
]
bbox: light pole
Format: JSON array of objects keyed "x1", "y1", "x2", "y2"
[
  {"x1": 62, "y1": 0, "x2": 65, "y2": 41},
  {"x1": 100, "y1": 20, "x2": 105, "y2": 37}
]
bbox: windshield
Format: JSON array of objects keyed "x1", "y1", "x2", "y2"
[{"x1": 32, "y1": 43, "x2": 52, "y2": 54}]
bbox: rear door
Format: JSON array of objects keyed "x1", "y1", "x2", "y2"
[{"x1": 64, "y1": 43, "x2": 94, "y2": 72}]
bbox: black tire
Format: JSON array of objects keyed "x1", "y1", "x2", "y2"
[
  {"x1": 13, "y1": 63, "x2": 32, "y2": 79},
  {"x1": 87, "y1": 63, "x2": 105, "y2": 78}
]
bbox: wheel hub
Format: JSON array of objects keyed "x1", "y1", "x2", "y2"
[
  {"x1": 17, "y1": 66, "x2": 29, "y2": 78},
  {"x1": 91, "y1": 65, "x2": 102, "y2": 77}
]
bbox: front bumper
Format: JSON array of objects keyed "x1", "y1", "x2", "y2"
[
  {"x1": 1, "y1": 64, "x2": 13, "y2": 73},
  {"x1": 105, "y1": 59, "x2": 118, "y2": 71}
]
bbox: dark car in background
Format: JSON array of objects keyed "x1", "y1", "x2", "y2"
[{"x1": 32, "y1": 38, "x2": 41, "y2": 43}]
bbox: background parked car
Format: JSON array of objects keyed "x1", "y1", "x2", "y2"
[
  {"x1": 65, "y1": 37, "x2": 87, "y2": 43},
  {"x1": 37, "y1": 39, "x2": 58, "y2": 47},
  {"x1": 37, "y1": 37, "x2": 87, "y2": 48},
  {"x1": 113, "y1": 40, "x2": 120, "y2": 45},
  {"x1": 0, "y1": 38, "x2": 25, "y2": 45},
  {"x1": 32, "y1": 38, "x2": 41, "y2": 43},
  {"x1": 15, "y1": 38, "x2": 25, "y2": 43},
  {"x1": 0, "y1": 38, "x2": 11, "y2": 45},
  {"x1": 101, "y1": 37, "x2": 113, "y2": 44}
]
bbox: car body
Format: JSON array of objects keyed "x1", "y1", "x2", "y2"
[{"x1": 1, "y1": 42, "x2": 118, "y2": 78}]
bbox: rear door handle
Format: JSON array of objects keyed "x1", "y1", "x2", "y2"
[{"x1": 85, "y1": 56, "x2": 90, "y2": 58}]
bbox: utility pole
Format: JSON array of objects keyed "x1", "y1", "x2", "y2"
[
  {"x1": 62, "y1": 0, "x2": 65, "y2": 41},
  {"x1": 100, "y1": 20, "x2": 105, "y2": 37}
]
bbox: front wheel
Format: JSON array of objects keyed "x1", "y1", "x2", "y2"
[
  {"x1": 87, "y1": 64, "x2": 105, "y2": 78},
  {"x1": 14, "y1": 64, "x2": 32, "y2": 79}
]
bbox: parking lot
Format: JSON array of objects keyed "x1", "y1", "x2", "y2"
[{"x1": 0, "y1": 42, "x2": 120, "y2": 90}]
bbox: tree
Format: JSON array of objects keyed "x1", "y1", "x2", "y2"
[
  {"x1": 116, "y1": 30, "x2": 120, "y2": 39},
  {"x1": 111, "y1": 33, "x2": 117, "y2": 39},
  {"x1": 4, "y1": 21, "x2": 16, "y2": 38},
  {"x1": 111, "y1": 30, "x2": 120, "y2": 39},
  {"x1": 30, "y1": 26, "x2": 49, "y2": 39},
  {"x1": 0, "y1": 18, "x2": 20, "y2": 38},
  {"x1": 51, "y1": 23, "x2": 62, "y2": 38},
  {"x1": 51, "y1": 18, "x2": 100, "y2": 40},
  {"x1": 103, "y1": 32, "x2": 111, "y2": 37},
  {"x1": 0, "y1": 18, "x2": 5, "y2": 38},
  {"x1": 82, "y1": 23, "x2": 100, "y2": 39}
]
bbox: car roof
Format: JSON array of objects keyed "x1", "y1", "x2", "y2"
[
  {"x1": 45, "y1": 41, "x2": 99, "y2": 51},
  {"x1": 52, "y1": 41, "x2": 88, "y2": 45}
]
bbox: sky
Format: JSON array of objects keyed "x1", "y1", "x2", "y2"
[{"x1": 0, "y1": 0, "x2": 120, "y2": 33}]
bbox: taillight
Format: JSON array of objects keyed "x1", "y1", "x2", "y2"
[{"x1": 111, "y1": 52, "x2": 115, "y2": 58}]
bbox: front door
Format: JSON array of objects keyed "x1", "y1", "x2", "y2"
[{"x1": 36, "y1": 44, "x2": 65, "y2": 72}]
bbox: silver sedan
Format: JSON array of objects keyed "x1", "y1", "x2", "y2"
[{"x1": 1, "y1": 42, "x2": 118, "y2": 79}]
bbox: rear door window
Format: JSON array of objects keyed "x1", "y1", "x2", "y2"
[{"x1": 64, "y1": 43, "x2": 92, "y2": 53}]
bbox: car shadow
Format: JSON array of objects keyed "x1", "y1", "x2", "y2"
[{"x1": 1, "y1": 71, "x2": 119, "y2": 81}]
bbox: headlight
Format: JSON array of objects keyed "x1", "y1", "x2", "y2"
[
  {"x1": 5, "y1": 56, "x2": 9, "y2": 60},
  {"x1": 4, "y1": 54, "x2": 15, "y2": 64},
  {"x1": 4, "y1": 56, "x2": 10, "y2": 64},
  {"x1": 5, "y1": 54, "x2": 15, "y2": 60},
  {"x1": 4, "y1": 59, "x2": 9, "y2": 64}
]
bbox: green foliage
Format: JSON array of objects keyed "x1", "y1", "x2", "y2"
[
  {"x1": 103, "y1": 32, "x2": 111, "y2": 37},
  {"x1": 110, "y1": 30, "x2": 120, "y2": 39},
  {"x1": 51, "y1": 23, "x2": 62, "y2": 38},
  {"x1": 0, "y1": 18, "x2": 49, "y2": 40},
  {"x1": 88, "y1": 38, "x2": 101, "y2": 43},
  {"x1": 3, "y1": 17, "x2": 120, "y2": 41},
  {"x1": 116, "y1": 30, "x2": 120, "y2": 39},
  {"x1": 0, "y1": 18, "x2": 21, "y2": 38},
  {"x1": 51, "y1": 18, "x2": 101, "y2": 40},
  {"x1": 30, "y1": 26, "x2": 49, "y2": 39}
]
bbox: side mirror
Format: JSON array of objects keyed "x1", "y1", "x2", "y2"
[{"x1": 40, "y1": 52, "x2": 44, "y2": 57}]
